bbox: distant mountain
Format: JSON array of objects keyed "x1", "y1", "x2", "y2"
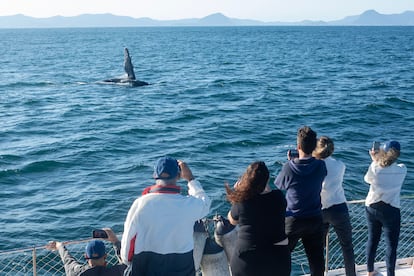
[
  {"x1": 196, "y1": 13, "x2": 263, "y2": 26},
  {"x1": 330, "y1": 10, "x2": 414, "y2": 25},
  {"x1": 1, "y1": 10, "x2": 414, "y2": 28},
  {"x1": 0, "y1": 13, "x2": 155, "y2": 28}
]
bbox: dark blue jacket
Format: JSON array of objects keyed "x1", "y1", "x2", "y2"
[{"x1": 274, "y1": 157, "x2": 327, "y2": 218}]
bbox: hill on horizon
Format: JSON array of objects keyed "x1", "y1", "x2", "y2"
[{"x1": 1, "y1": 10, "x2": 414, "y2": 28}]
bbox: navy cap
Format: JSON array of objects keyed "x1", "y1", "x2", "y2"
[
  {"x1": 85, "y1": 240, "x2": 106, "y2": 260},
  {"x1": 153, "y1": 156, "x2": 179, "y2": 180},
  {"x1": 382, "y1": 141, "x2": 401, "y2": 152}
]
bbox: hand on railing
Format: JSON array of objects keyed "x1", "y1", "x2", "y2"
[{"x1": 45, "y1": 241, "x2": 64, "y2": 251}]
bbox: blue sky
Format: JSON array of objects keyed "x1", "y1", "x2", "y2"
[{"x1": 1, "y1": 0, "x2": 414, "y2": 22}]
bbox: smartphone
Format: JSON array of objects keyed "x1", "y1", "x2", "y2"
[
  {"x1": 92, "y1": 229, "x2": 108, "y2": 239},
  {"x1": 372, "y1": 141, "x2": 380, "y2": 152},
  {"x1": 288, "y1": 149, "x2": 299, "y2": 159}
]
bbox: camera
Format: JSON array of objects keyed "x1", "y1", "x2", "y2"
[
  {"x1": 92, "y1": 229, "x2": 108, "y2": 239},
  {"x1": 372, "y1": 141, "x2": 380, "y2": 152},
  {"x1": 288, "y1": 149, "x2": 299, "y2": 159}
]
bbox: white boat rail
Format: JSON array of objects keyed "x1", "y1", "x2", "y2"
[
  {"x1": 292, "y1": 196, "x2": 414, "y2": 275},
  {"x1": 0, "y1": 196, "x2": 413, "y2": 275}
]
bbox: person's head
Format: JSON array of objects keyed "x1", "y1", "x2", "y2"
[
  {"x1": 85, "y1": 240, "x2": 107, "y2": 267},
  {"x1": 297, "y1": 126, "x2": 317, "y2": 155},
  {"x1": 226, "y1": 161, "x2": 269, "y2": 203},
  {"x1": 153, "y1": 156, "x2": 180, "y2": 185},
  {"x1": 376, "y1": 141, "x2": 401, "y2": 167},
  {"x1": 313, "y1": 136, "x2": 334, "y2": 160}
]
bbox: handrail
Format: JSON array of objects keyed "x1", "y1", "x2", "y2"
[
  {"x1": 316, "y1": 195, "x2": 414, "y2": 274},
  {"x1": 0, "y1": 196, "x2": 413, "y2": 275},
  {"x1": 33, "y1": 247, "x2": 37, "y2": 276}
]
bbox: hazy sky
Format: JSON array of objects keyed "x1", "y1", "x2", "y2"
[{"x1": 2, "y1": 0, "x2": 414, "y2": 22}]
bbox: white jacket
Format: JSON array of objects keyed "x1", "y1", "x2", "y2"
[
  {"x1": 321, "y1": 157, "x2": 347, "y2": 209},
  {"x1": 364, "y1": 162, "x2": 407, "y2": 208},
  {"x1": 120, "y1": 179, "x2": 211, "y2": 264}
]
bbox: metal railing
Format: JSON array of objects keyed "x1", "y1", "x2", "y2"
[
  {"x1": 291, "y1": 196, "x2": 414, "y2": 275},
  {"x1": 0, "y1": 196, "x2": 413, "y2": 275},
  {"x1": 0, "y1": 239, "x2": 120, "y2": 276}
]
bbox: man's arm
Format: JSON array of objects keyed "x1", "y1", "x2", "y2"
[
  {"x1": 47, "y1": 241, "x2": 89, "y2": 276},
  {"x1": 274, "y1": 163, "x2": 289, "y2": 190},
  {"x1": 121, "y1": 199, "x2": 141, "y2": 264},
  {"x1": 178, "y1": 160, "x2": 211, "y2": 218},
  {"x1": 103, "y1": 228, "x2": 123, "y2": 264}
]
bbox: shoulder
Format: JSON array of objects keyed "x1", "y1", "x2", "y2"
[
  {"x1": 271, "y1": 189, "x2": 284, "y2": 197},
  {"x1": 313, "y1": 158, "x2": 327, "y2": 169},
  {"x1": 79, "y1": 267, "x2": 102, "y2": 276},
  {"x1": 281, "y1": 161, "x2": 294, "y2": 172},
  {"x1": 315, "y1": 157, "x2": 325, "y2": 164},
  {"x1": 327, "y1": 157, "x2": 345, "y2": 168},
  {"x1": 80, "y1": 264, "x2": 126, "y2": 276},
  {"x1": 262, "y1": 190, "x2": 285, "y2": 203},
  {"x1": 107, "y1": 264, "x2": 127, "y2": 273},
  {"x1": 392, "y1": 162, "x2": 407, "y2": 173},
  {"x1": 397, "y1": 163, "x2": 407, "y2": 169}
]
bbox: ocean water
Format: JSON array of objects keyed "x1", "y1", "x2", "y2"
[{"x1": 0, "y1": 26, "x2": 413, "y2": 254}]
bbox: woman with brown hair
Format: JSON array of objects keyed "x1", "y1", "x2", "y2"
[{"x1": 226, "y1": 161, "x2": 290, "y2": 276}]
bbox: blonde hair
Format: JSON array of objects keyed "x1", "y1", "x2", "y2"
[
  {"x1": 313, "y1": 136, "x2": 334, "y2": 160},
  {"x1": 377, "y1": 148, "x2": 400, "y2": 167}
]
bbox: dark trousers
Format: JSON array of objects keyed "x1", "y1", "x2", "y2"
[
  {"x1": 285, "y1": 215, "x2": 325, "y2": 276},
  {"x1": 365, "y1": 202, "x2": 400, "y2": 276},
  {"x1": 230, "y1": 242, "x2": 291, "y2": 276},
  {"x1": 322, "y1": 203, "x2": 356, "y2": 276},
  {"x1": 131, "y1": 251, "x2": 195, "y2": 276}
]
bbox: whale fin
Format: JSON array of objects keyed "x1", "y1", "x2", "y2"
[{"x1": 124, "y1": 48, "x2": 136, "y2": 80}]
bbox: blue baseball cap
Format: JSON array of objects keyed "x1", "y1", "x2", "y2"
[
  {"x1": 85, "y1": 240, "x2": 106, "y2": 260},
  {"x1": 382, "y1": 141, "x2": 401, "y2": 152},
  {"x1": 153, "y1": 156, "x2": 180, "y2": 180}
]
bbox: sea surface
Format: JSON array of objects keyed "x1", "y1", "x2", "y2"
[{"x1": 1, "y1": 27, "x2": 413, "y2": 255}]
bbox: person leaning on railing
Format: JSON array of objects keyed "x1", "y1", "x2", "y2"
[
  {"x1": 274, "y1": 126, "x2": 327, "y2": 276},
  {"x1": 226, "y1": 161, "x2": 291, "y2": 276},
  {"x1": 313, "y1": 136, "x2": 356, "y2": 276},
  {"x1": 46, "y1": 228, "x2": 126, "y2": 276},
  {"x1": 364, "y1": 141, "x2": 407, "y2": 276}
]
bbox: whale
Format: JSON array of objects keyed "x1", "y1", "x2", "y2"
[{"x1": 102, "y1": 48, "x2": 149, "y2": 87}]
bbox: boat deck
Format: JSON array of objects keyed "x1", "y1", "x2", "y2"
[{"x1": 308, "y1": 258, "x2": 414, "y2": 276}]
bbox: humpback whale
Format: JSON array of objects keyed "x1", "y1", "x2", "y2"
[{"x1": 102, "y1": 48, "x2": 149, "y2": 87}]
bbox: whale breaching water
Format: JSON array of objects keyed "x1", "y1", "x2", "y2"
[{"x1": 102, "y1": 48, "x2": 149, "y2": 87}]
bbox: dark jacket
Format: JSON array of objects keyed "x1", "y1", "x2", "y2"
[
  {"x1": 274, "y1": 157, "x2": 327, "y2": 217},
  {"x1": 58, "y1": 245, "x2": 126, "y2": 276}
]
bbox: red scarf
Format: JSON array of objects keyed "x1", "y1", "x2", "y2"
[{"x1": 141, "y1": 184, "x2": 181, "y2": 195}]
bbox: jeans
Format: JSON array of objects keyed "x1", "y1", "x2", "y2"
[
  {"x1": 322, "y1": 203, "x2": 356, "y2": 276},
  {"x1": 285, "y1": 215, "x2": 325, "y2": 276},
  {"x1": 365, "y1": 202, "x2": 401, "y2": 276}
]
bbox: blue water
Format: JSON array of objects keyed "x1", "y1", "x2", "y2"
[{"x1": 1, "y1": 27, "x2": 413, "y2": 253}]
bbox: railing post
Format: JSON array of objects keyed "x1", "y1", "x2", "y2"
[
  {"x1": 325, "y1": 230, "x2": 329, "y2": 275},
  {"x1": 32, "y1": 247, "x2": 37, "y2": 276}
]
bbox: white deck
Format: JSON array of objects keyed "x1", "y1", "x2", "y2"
[{"x1": 320, "y1": 258, "x2": 414, "y2": 276}]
